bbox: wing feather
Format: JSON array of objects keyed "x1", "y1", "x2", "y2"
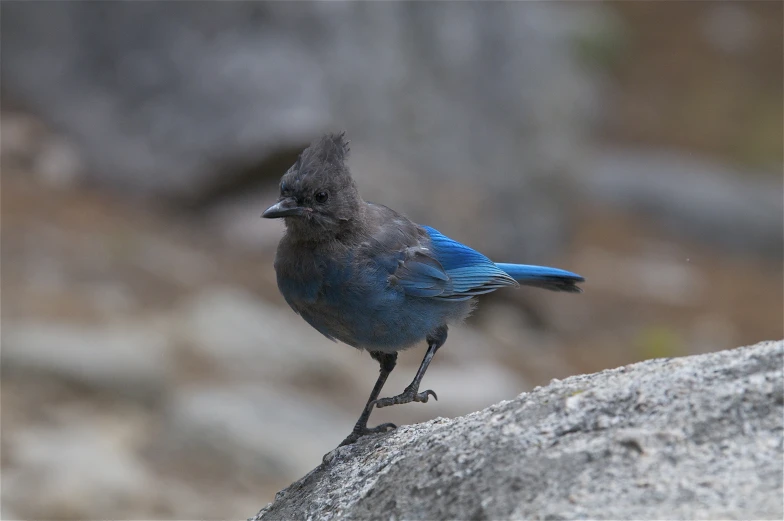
[{"x1": 392, "y1": 226, "x2": 517, "y2": 300}]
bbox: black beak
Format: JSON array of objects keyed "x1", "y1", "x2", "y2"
[{"x1": 262, "y1": 197, "x2": 305, "y2": 219}]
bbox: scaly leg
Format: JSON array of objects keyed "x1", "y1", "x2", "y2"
[
  {"x1": 338, "y1": 351, "x2": 398, "y2": 446},
  {"x1": 372, "y1": 325, "x2": 447, "y2": 409}
]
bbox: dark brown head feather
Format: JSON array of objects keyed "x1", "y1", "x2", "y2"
[{"x1": 275, "y1": 132, "x2": 363, "y2": 243}]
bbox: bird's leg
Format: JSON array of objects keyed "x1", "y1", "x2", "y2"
[
  {"x1": 372, "y1": 325, "x2": 448, "y2": 409},
  {"x1": 338, "y1": 351, "x2": 398, "y2": 447}
]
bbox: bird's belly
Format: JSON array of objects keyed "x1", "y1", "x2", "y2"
[{"x1": 295, "y1": 286, "x2": 467, "y2": 352}]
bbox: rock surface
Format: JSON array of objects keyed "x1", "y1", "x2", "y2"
[{"x1": 253, "y1": 340, "x2": 784, "y2": 521}]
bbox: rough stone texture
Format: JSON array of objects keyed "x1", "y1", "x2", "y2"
[{"x1": 253, "y1": 340, "x2": 784, "y2": 521}]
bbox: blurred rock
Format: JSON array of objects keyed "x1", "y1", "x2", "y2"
[
  {"x1": 256, "y1": 340, "x2": 784, "y2": 521},
  {"x1": 0, "y1": 111, "x2": 46, "y2": 167},
  {"x1": 0, "y1": 507, "x2": 19, "y2": 521},
  {"x1": 1, "y1": 1, "x2": 605, "y2": 260},
  {"x1": 3, "y1": 423, "x2": 156, "y2": 519},
  {"x1": 405, "y1": 362, "x2": 526, "y2": 419},
  {"x1": 575, "y1": 246, "x2": 706, "y2": 305},
  {"x1": 701, "y1": 3, "x2": 757, "y2": 55},
  {"x1": 34, "y1": 135, "x2": 84, "y2": 189},
  {"x1": 690, "y1": 314, "x2": 739, "y2": 354},
  {"x1": 84, "y1": 282, "x2": 138, "y2": 316},
  {"x1": 132, "y1": 234, "x2": 218, "y2": 288},
  {"x1": 173, "y1": 285, "x2": 367, "y2": 386},
  {"x1": 2, "y1": 321, "x2": 171, "y2": 400},
  {"x1": 475, "y1": 301, "x2": 578, "y2": 379},
  {"x1": 207, "y1": 189, "x2": 286, "y2": 252},
  {"x1": 1, "y1": 111, "x2": 84, "y2": 188},
  {"x1": 418, "y1": 322, "x2": 512, "y2": 365},
  {"x1": 156, "y1": 384, "x2": 357, "y2": 480},
  {"x1": 579, "y1": 147, "x2": 784, "y2": 257}
]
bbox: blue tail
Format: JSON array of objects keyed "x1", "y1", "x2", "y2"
[{"x1": 494, "y1": 263, "x2": 584, "y2": 293}]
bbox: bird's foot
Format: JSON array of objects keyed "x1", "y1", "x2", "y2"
[
  {"x1": 338, "y1": 422, "x2": 397, "y2": 447},
  {"x1": 372, "y1": 385, "x2": 438, "y2": 409}
]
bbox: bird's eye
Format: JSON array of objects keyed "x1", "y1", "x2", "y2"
[
  {"x1": 314, "y1": 191, "x2": 329, "y2": 203},
  {"x1": 280, "y1": 182, "x2": 288, "y2": 195}
]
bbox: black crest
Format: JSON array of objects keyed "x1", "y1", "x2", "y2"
[{"x1": 300, "y1": 132, "x2": 350, "y2": 169}]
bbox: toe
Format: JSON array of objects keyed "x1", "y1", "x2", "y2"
[
  {"x1": 338, "y1": 435, "x2": 359, "y2": 447},
  {"x1": 372, "y1": 397, "x2": 394, "y2": 409},
  {"x1": 415, "y1": 389, "x2": 437, "y2": 403},
  {"x1": 369, "y1": 422, "x2": 397, "y2": 433}
]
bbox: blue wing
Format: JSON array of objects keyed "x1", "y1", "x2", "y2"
[{"x1": 392, "y1": 226, "x2": 518, "y2": 301}]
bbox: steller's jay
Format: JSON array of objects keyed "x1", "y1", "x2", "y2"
[{"x1": 263, "y1": 133, "x2": 584, "y2": 447}]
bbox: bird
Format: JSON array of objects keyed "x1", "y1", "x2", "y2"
[{"x1": 262, "y1": 132, "x2": 584, "y2": 447}]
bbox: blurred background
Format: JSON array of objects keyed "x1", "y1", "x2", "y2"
[{"x1": 1, "y1": 1, "x2": 782, "y2": 519}]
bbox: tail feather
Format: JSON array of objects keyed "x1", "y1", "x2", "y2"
[{"x1": 495, "y1": 263, "x2": 584, "y2": 293}]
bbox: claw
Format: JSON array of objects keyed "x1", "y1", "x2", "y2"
[
  {"x1": 338, "y1": 422, "x2": 397, "y2": 447},
  {"x1": 370, "y1": 422, "x2": 397, "y2": 433},
  {"x1": 372, "y1": 386, "x2": 439, "y2": 409},
  {"x1": 422, "y1": 389, "x2": 438, "y2": 402}
]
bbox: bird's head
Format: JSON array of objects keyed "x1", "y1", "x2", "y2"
[{"x1": 263, "y1": 132, "x2": 362, "y2": 241}]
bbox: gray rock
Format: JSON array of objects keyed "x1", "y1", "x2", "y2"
[
  {"x1": 173, "y1": 286, "x2": 369, "y2": 384},
  {"x1": 157, "y1": 383, "x2": 357, "y2": 481},
  {"x1": 207, "y1": 189, "x2": 286, "y2": 252},
  {"x1": 2, "y1": 1, "x2": 606, "y2": 260},
  {"x1": 3, "y1": 422, "x2": 156, "y2": 519},
  {"x1": 253, "y1": 340, "x2": 784, "y2": 521},
  {"x1": 578, "y1": 147, "x2": 784, "y2": 258},
  {"x1": 2, "y1": 321, "x2": 171, "y2": 400},
  {"x1": 33, "y1": 134, "x2": 85, "y2": 189},
  {"x1": 0, "y1": 110, "x2": 47, "y2": 170}
]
